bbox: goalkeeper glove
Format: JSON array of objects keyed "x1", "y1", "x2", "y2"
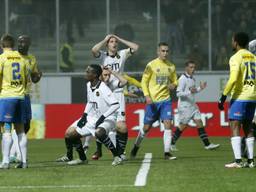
[
  {"x1": 218, "y1": 94, "x2": 227, "y2": 110},
  {"x1": 95, "y1": 115, "x2": 105, "y2": 128},
  {"x1": 77, "y1": 113, "x2": 87, "y2": 128}
]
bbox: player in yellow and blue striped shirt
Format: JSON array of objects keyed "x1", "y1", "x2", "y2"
[
  {"x1": 9, "y1": 35, "x2": 42, "y2": 164},
  {"x1": 0, "y1": 34, "x2": 29, "y2": 169},
  {"x1": 130, "y1": 42, "x2": 178, "y2": 160},
  {"x1": 218, "y1": 32, "x2": 256, "y2": 168}
]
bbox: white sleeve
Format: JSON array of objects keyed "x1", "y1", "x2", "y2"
[
  {"x1": 84, "y1": 83, "x2": 92, "y2": 114},
  {"x1": 109, "y1": 75, "x2": 120, "y2": 89},
  {"x1": 176, "y1": 76, "x2": 191, "y2": 97},
  {"x1": 120, "y1": 49, "x2": 132, "y2": 60},
  {"x1": 101, "y1": 84, "x2": 119, "y2": 117}
]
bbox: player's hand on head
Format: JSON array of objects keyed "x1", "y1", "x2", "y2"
[{"x1": 104, "y1": 34, "x2": 114, "y2": 41}]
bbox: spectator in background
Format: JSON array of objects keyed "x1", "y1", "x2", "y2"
[
  {"x1": 161, "y1": 0, "x2": 184, "y2": 54},
  {"x1": 60, "y1": 36, "x2": 75, "y2": 72},
  {"x1": 214, "y1": 46, "x2": 229, "y2": 70},
  {"x1": 187, "y1": 44, "x2": 204, "y2": 70}
]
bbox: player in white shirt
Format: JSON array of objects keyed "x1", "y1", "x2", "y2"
[
  {"x1": 171, "y1": 60, "x2": 220, "y2": 151},
  {"x1": 91, "y1": 34, "x2": 139, "y2": 160},
  {"x1": 82, "y1": 68, "x2": 128, "y2": 153},
  {"x1": 57, "y1": 64, "x2": 122, "y2": 166}
]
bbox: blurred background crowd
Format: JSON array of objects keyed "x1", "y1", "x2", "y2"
[{"x1": 0, "y1": 0, "x2": 255, "y2": 72}]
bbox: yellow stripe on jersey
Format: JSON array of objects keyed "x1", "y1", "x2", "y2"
[
  {"x1": 0, "y1": 50, "x2": 28, "y2": 98},
  {"x1": 223, "y1": 49, "x2": 256, "y2": 100},
  {"x1": 141, "y1": 58, "x2": 177, "y2": 102},
  {"x1": 22, "y1": 54, "x2": 39, "y2": 94}
]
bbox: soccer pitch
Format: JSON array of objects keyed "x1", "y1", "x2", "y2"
[{"x1": 0, "y1": 137, "x2": 256, "y2": 192}]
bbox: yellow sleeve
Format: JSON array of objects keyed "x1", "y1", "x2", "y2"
[
  {"x1": 123, "y1": 89, "x2": 129, "y2": 96},
  {"x1": 123, "y1": 74, "x2": 141, "y2": 88},
  {"x1": 170, "y1": 66, "x2": 178, "y2": 86},
  {"x1": 141, "y1": 64, "x2": 152, "y2": 96},
  {"x1": 223, "y1": 57, "x2": 240, "y2": 95},
  {"x1": 30, "y1": 55, "x2": 38, "y2": 73}
]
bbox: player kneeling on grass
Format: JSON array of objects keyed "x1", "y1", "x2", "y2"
[
  {"x1": 56, "y1": 64, "x2": 123, "y2": 166},
  {"x1": 171, "y1": 60, "x2": 220, "y2": 151}
]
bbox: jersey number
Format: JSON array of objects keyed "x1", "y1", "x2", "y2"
[
  {"x1": 12, "y1": 62, "x2": 21, "y2": 80},
  {"x1": 244, "y1": 61, "x2": 256, "y2": 80}
]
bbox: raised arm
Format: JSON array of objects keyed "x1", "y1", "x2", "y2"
[
  {"x1": 113, "y1": 35, "x2": 139, "y2": 53},
  {"x1": 91, "y1": 34, "x2": 113, "y2": 57}
]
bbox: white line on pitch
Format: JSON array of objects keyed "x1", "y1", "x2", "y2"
[
  {"x1": 134, "y1": 153, "x2": 152, "y2": 187},
  {"x1": 0, "y1": 184, "x2": 134, "y2": 189}
]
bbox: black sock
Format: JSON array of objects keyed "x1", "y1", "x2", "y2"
[
  {"x1": 252, "y1": 122, "x2": 256, "y2": 138},
  {"x1": 65, "y1": 138, "x2": 73, "y2": 160},
  {"x1": 24, "y1": 121, "x2": 30, "y2": 134},
  {"x1": 96, "y1": 140, "x2": 102, "y2": 154},
  {"x1": 72, "y1": 138, "x2": 87, "y2": 161},
  {"x1": 197, "y1": 127, "x2": 210, "y2": 146},
  {"x1": 116, "y1": 132, "x2": 128, "y2": 154},
  {"x1": 97, "y1": 134, "x2": 119, "y2": 157},
  {"x1": 171, "y1": 128, "x2": 183, "y2": 145}
]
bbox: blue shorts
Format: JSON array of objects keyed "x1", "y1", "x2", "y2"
[
  {"x1": 228, "y1": 100, "x2": 256, "y2": 121},
  {"x1": 0, "y1": 98, "x2": 26, "y2": 123},
  {"x1": 144, "y1": 99, "x2": 172, "y2": 125},
  {"x1": 24, "y1": 95, "x2": 32, "y2": 123}
]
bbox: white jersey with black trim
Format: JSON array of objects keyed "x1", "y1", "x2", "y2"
[
  {"x1": 85, "y1": 81, "x2": 119, "y2": 122},
  {"x1": 98, "y1": 48, "x2": 132, "y2": 92},
  {"x1": 176, "y1": 73, "x2": 202, "y2": 108}
]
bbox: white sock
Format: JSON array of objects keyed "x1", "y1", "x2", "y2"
[
  {"x1": 10, "y1": 130, "x2": 21, "y2": 159},
  {"x1": 163, "y1": 129, "x2": 172, "y2": 153},
  {"x1": 17, "y1": 133, "x2": 27, "y2": 163},
  {"x1": 83, "y1": 135, "x2": 92, "y2": 148},
  {"x1": 2, "y1": 133, "x2": 13, "y2": 164},
  {"x1": 108, "y1": 131, "x2": 116, "y2": 147},
  {"x1": 246, "y1": 137, "x2": 254, "y2": 159},
  {"x1": 231, "y1": 136, "x2": 241, "y2": 160},
  {"x1": 134, "y1": 130, "x2": 146, "y2": 147}
]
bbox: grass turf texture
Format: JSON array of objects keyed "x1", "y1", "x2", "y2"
[{"x1": 0, "y1": 137, "x2": 255, "y2": 192}]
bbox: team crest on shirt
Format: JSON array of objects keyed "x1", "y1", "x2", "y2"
[
  {"x1": 96, "y1": 91, "x2": 100, "y2": 96},
  {"x1": 157, "y1": 68, "x2": 160, "y2": 72}
]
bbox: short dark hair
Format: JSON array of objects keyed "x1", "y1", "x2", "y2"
[
  {"x1": 158, "y1": 42, "x2": 168, "y2": 47},
  {"x1": 89, "y1": 64, "x2": 102, "y2": 78},
  {"x1": 233, "y1": 32, "x2": 249, "y2": 48},
  {"x1": 185, "y1": 60, "x2": 196, "y2": 67},
  {"x1": 1, "y1": 34, "x2": 15, "y2": 48},
  {"x1": 18, "y1": 35, "x2": 31, "y2": 45}
]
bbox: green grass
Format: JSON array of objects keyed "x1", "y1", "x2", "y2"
[{"x1": 0, "y1": 137, "x2": 256, "y2": 192}]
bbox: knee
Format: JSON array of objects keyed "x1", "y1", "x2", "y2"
[
  {"x1": 143, "y1": 124, "x2": 151, "y2": 133},
  {"x1": 116, "y1": 122, "x2": 127, "y2": 133},
  {"x1": 65, "y1": 127, "x2": 75, "y2": 138}
]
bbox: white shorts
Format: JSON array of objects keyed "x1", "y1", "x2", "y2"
[
  {"x1": 114, "y1": 91, "x2": 126, "y2": 122},
  {"x1": 178, "y1": 105, "x2": 201, "y2": 125},
  {"x1": 72, "y1": 116, "x2": 116, "y2": 137}
]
